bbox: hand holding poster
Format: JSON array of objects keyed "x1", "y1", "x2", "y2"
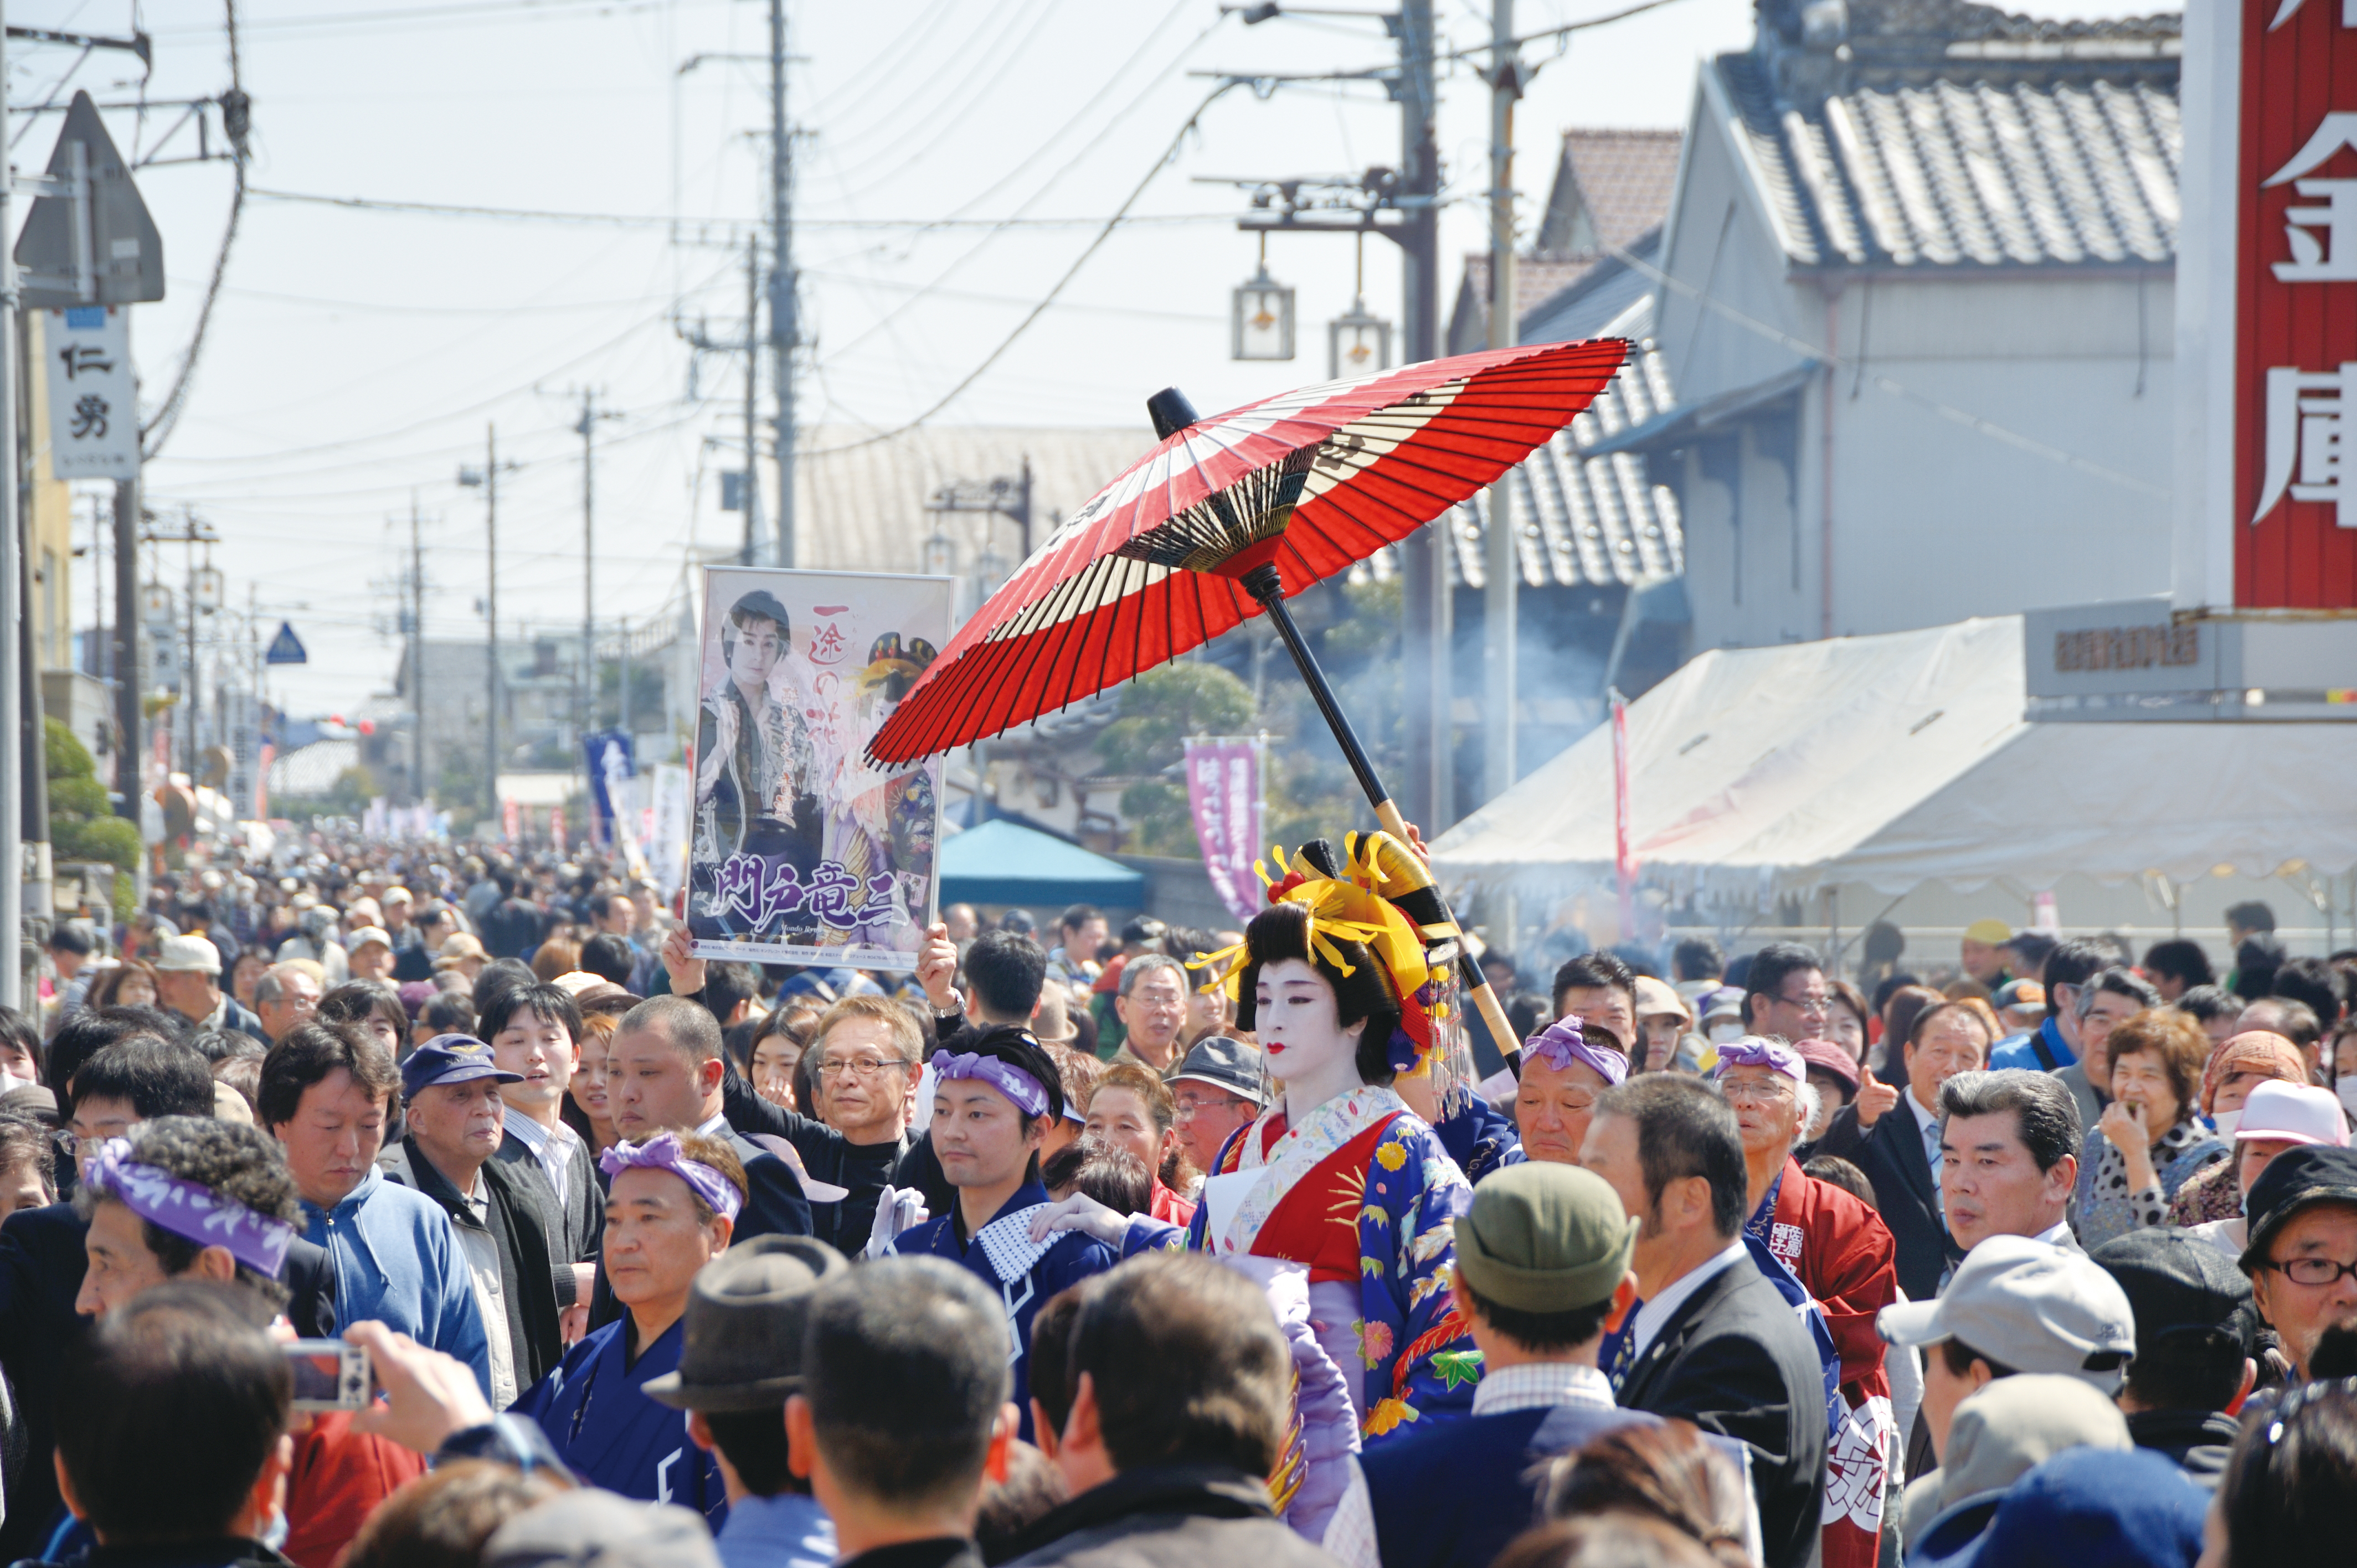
[{"x1": 689, "y1": 568, "x2": 950, "y2": 970}]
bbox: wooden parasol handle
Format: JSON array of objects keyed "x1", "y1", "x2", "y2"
[{"x1": 1242, "y1": 551, "x2": 1523, "y2": 1080}]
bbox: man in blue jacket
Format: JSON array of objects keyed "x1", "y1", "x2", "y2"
[
  {"x1": 1363, "y1": 1162, "x2": 1660, "y2": 1568},
  {"x1": 259, "y1": 1019, "x2": 491, "y2": 1397}
]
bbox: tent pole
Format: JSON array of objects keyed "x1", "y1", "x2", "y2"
[{"x1": 1241, "y1": 560, "x2": 1524, "y2": 1072}]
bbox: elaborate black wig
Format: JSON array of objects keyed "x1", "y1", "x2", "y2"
[{"x1": 1234, "y1": 900, "x2": 1404, "y2": 1087}]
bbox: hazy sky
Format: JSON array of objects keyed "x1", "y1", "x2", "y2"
[{"x1": 17, "y1": 0, "x2": 2148, "y2": 715}]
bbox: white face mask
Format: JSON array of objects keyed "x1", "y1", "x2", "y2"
[
  {"x1": 2338, "y1": 1079, "x2": 2357, "y2": 1119},
  {"x1": 2211, "y1": 1109, "x2": 2240, "y2": 1141},
  {"x1": 1708, "y1": 1020, "x2": 1744, "y2": 1045}
]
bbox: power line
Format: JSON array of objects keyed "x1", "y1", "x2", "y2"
[
  {"x1": 805, "y1": 76, "x2": 1245, "y2": 458},
  {"x1": 246, "y1": 186, "x2": 1242, "y2": 231}
]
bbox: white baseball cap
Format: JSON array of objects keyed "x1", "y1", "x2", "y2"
[
  {"x1": 151, "y1": 934, "x2": 223, "y2": 976},
  {"x1": 1877, "y1": 1234, "x2": 2137, "y2": 1394},
  {"x1": 2235, "y1": 1080, "x2": 2350, "y2": 1148}
]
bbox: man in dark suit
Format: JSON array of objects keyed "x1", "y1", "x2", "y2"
[
  {"x1": 1809, "y1": 999, "x2": 1995, "y2": 1301},
  {"x1": 1583, "y1": 1074, "x2": 1829, "y2": 1568},
  {"x1": 606, "y1": 995, "x2": 810, "y2": 1240}
]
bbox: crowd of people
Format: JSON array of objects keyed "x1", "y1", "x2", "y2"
[{"x1": 2, "y1": 838, "x2": 2353, "y2": 1568}]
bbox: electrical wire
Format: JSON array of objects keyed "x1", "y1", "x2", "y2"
[
  {"x1": 804, "y1": 75, "x2": 1243, "y2": 458},
  {"x1": 245, "y1": 186, "x2": 1239, "y2": 230},
  {"x1": 140, "y1": 1, "x2": 246, "y2": 460}
]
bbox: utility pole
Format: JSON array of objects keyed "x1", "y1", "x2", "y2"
[
  {"x1": 409, "y1": 493, "x2": 426, "y2": 804},
  {"x1": 111, "y1": 478, "x2": 137, "y2": 821},
  {"x1": 1483, "y1": 0, "x2": 1521, "y2": 817},
  {"x1": 744, "y1": 233, "x2": 763, "y2": 563},
  {"x1": 769, "y1": 0, "x2": 796, "y2": 568},
  {"x1": 924, "y1": 457, "x2": 1036, "y2": 584},
  {"x1": 573, "y1": 390, "x2": 621, "y2": 739},
  {"x1": 1397, "y1": 0, "x2": 1448, "y2": 833},
  {"x1": 459, "y1": 426, "x2": 518, "y2": 821}
]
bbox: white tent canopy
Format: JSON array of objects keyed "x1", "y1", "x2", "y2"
[{"x1": 1430, "y1": 616, "x2": 2357, "y2": 899}]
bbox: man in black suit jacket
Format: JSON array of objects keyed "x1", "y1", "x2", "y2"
[
  {"x1": 1585, "y1": 1074, "x2": 1828, "y2": 1568},
  {"x1": 604, "y1": 995, "x2": 810, "y2": 1240},
  {"x1": 1808, "y1": 1000, "x2": 1994, "y2": 1301}
]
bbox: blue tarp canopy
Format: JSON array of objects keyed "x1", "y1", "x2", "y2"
[{"x1": 938, "y1": 818, "x2": 1144, "y2": 909}]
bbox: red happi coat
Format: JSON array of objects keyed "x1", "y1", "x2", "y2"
[{"x1": 1757, "y1": 1159, "x2": 1899, "y2": 1568}]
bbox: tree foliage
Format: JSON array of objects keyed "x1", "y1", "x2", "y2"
[{"x1": 1095, "y1": 662, "x2": 1256, "y2": 777}]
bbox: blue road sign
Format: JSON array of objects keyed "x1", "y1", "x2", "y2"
[{"x1": 265, "y1": 621, "x2": 307, "y2": 665}]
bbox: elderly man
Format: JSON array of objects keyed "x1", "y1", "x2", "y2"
[
  {"x1": 1815, "y1": 1000, "x2": 1994, "y2": 1299},
  {"x1": 1514, "y1": 1018, "x2": 1628, "y2": 1166},
  {"x1": 251, "y1": 962, "x2": 323, "y2": 1044},
  {"x1": 1938, "y1": 1069, "x2": 2085, "y2": 1254},
  {"x1": 151, "y1": 935, "x2": 269, "y2": 1043},
  {"x1": 1166, "y1": 1036, "x2": 1267, "y2": 1176},
  {"x1": 1109, "y1": 955, "x2": 1188, "y2": 1074},
  {"x1": 1715, "y1": 1038, "x2": 1899, "y2": 1568},
  {"x1": 2238, "y1": 1143, "x2": 2357, "y2": 1381},
  {"x1": 723, "y1": 995, "x2": 918, "y2": 1254}
]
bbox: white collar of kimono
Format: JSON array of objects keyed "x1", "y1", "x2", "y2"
[{"x1": 1213, "y1": 1085, "x2": 1407, "y2": 1261}]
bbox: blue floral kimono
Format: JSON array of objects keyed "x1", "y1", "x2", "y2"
[
  {"x1": 888, "y1": 1179, "x2": 1120, "y2": 1441},
  {"x1": 515, "y1": 1316, "x2": 727, "y2": 1529},
  {"x1": 1182, "y1": 1086, "x2": 1479, "y2": 1442}
]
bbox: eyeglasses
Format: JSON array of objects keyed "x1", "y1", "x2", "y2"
[
  {"x1": 816, "y1": 1054, "x2": 912, "y2": 1081},
  {"x1": 1174, "y1": 1092, "x2": 1246, "y2": 1117},
  {"x1": 1772, "y1": 991, "x2": 1832, "y2": 1017},
  {"x1": 2260, "y1": 1255, "x2": 2357, "y2": 1287},
  {"x1": 1717, "y1": 1076, "x2": 1796, "y2": 1105}
]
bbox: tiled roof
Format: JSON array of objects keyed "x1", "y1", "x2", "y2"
[
  {"x1": 1716, "y1": 0, "x2": 2180, "y2": 269},
  {"x1": 1536, "y1": 129, "x2": 1687, "y2": 255},
  {"x1": 1360, "y1": 286, "x2": 1684, "y2": 594}
]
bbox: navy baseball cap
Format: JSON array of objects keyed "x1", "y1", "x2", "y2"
[
  {"x1": 1928, "y1": 1447, "x2": 2206, "y2": 1568},
  {"x1": 401, "y1": 1034, "x2": 523, "y2": 1102}
]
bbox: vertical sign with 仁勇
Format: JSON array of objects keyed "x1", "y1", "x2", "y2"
[
  {"x1": 1183, "y1": 736, "x2": 1263, "y2": 924},
  {"x1": 42, "y1": 307, "x2": 135, "y2": 480}
]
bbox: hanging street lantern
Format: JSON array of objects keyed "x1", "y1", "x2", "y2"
[
  {"x1": 1231, "y1": 234, "x2": 1295, "y2": 361},
  {"x1": 1329, "y1": 301, "x2": 1392, "y2": 380}
]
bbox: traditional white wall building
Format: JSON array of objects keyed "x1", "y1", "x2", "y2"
[{"x1": 1603, "y1": 0, "x2": 2180, "y2": 654}]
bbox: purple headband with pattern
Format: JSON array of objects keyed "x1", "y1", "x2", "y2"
[
  {"x1": 85, "y1": 1138, "x2": 296, "y2": 1278},
  {"x1": 1712, "y1": 1036, "x2": 1807, "y2": 1083},
  {"x1": 931, "y1": 1049, "x2": 1051, "y2": 1120},
  {"x1": 1522, "y1": 1016, "x2": 1629, "y2": 1086},
  {"x1": 599, "y1": 1133, "x2": 744, "y2": 1221}
]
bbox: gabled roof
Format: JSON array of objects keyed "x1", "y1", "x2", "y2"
[
  {"x1": 1537, "y1": 129, "x2": 1687, "y2": 255},
  {"x1": 1449, "y1": 130, "x2": 1685, "y2": 355},
  {"x1": 1708, "y1": 0, "x2": 2179, "y2": 270}
]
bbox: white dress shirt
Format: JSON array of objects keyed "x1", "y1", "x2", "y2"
[
  {"x1": 1907, "y1": 1089, "x2": 1943, "y2": 1199},
  {"x1": 504, "y1": 1111, "x2": 581, "y2": 1208},
  {"x1": 1630, "y1": 1237, "x2": 1749, "y2": 1362},
  {"x1": 1470, "y1": 1360, "x2": 1618, "y2": 1417}
]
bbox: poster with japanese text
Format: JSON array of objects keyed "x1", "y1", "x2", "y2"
[
  {"x1": 1182, "y1": 736, "x2": 1262, "y2": 924},
  {"x1": 688, "y1": 568, "x2": 949, "y2": 971},
  {"x1": 42, "y1": 307, "x2": 136, "y2": 480}
]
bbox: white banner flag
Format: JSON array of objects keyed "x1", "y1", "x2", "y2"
[{"x1": 42, "y1": 307, "x2": 136, "y2": 480}]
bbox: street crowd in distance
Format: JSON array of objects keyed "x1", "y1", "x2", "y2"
[{"x1": 4, "y1": 842, "x2": 2348, "y2": 1568}]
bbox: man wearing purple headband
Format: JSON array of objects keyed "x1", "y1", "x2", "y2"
[
  {"x1": 514, "y1": 1131, "x2": 744, "y2": 1528},
  {"x1": 883, "y1": 1025, "x2": 1119, "y2": 1442},
  {"x1": 1513, "y1": 1017, "x2": 1629, "y2": 1169},
  {"x1": 1715, "y1": 1037, "x2": 1899, "y2": 1568}
]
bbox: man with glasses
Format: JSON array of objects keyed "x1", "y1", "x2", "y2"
[
  {"x1": 1110, "y1": 955, "x2": 1190, "y2": 1075},
  {"x1": 1742, "y1": 942, "x2": 1831, "y2": 1048},
  {"x1": 2239, "y1": 1143, "x2": 2357, "y2": 1381},
  {"x1": 728, "y1": 994, "x2": 919, "y2": 1255},
  {"x1": 1716, "y1": 1039, "x2": 1898, "y2": 1568},
  {"x1": 1166, "y1": 1036, "x2": 1267, "y2": 1178}
]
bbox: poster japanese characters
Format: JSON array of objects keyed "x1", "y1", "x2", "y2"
[{"x1": 688, "y1": 568, "x2": 949, "y2": 969}]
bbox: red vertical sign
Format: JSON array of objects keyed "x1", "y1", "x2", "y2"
[{"x1": 2238, "y1": 0, "x2": 2357, "y2": 604}]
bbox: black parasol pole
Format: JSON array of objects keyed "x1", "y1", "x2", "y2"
[{"x1": 1150, "y1": 385, "x2": 1525, "y2": 1074}]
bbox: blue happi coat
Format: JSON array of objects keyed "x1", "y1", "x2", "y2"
[
  {"x1": 515, "y1": 1316, "x2": 727, "y2": 1529},
  {"x1": 887, "y1": 1179, "x2": 1119, "y2": 1441}
]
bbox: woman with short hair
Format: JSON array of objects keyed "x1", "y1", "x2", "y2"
[{"x1": 2072, "y1": 1009, "x2": 2229, "y2": 1249}]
